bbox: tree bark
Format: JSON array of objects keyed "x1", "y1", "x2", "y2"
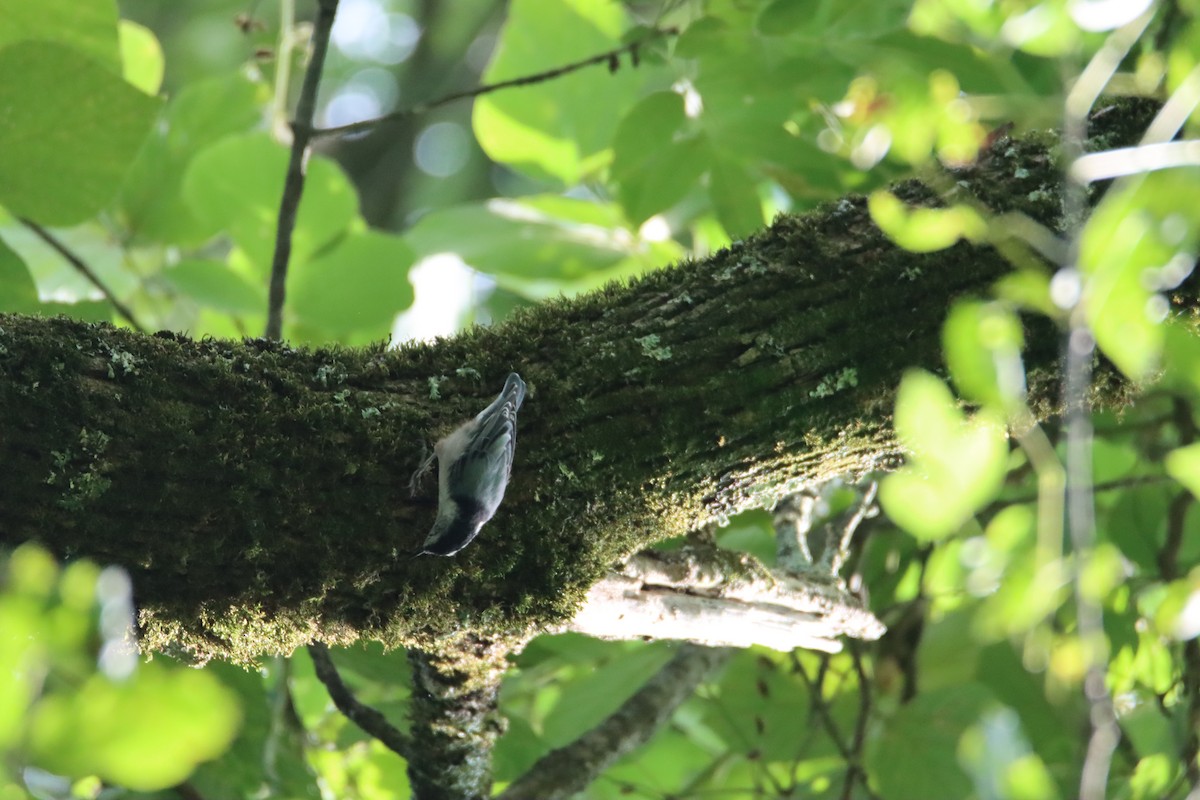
[
  {"x1": 569, "y1": 548, "x2": 884, "y2": 652},
  {"x1": 0, "y1": 99, "x2": 1171, "y2": 662},
  {"x1": 406, "y1": 644, "x2": 508, "y2": 800}
]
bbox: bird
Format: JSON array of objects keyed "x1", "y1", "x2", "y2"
[{"x1": 414, "y1": 373, "x2": 527, "y2": 557}]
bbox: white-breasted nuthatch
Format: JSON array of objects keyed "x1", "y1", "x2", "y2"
[{"x1": 414, "y1": 372, "x2": 527, "y2": 557}]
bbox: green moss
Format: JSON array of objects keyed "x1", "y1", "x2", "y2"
[{"x1": 45, "y1": 427, "x2": 113, "y2": 512}]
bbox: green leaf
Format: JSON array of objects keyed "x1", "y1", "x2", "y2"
[
  {"x1": 708, "y1": 156, "x2": 764, "y2": 240},
  {"x1": 1130, "y1": 754, "x2": 1178, "y2": 800},
  {"x1": 1000, "y1": 752, "x2": 1061, "y2": 800},
  {"x1": 618, "y1": 135, "x2": 710, "y2": 225},
  {"x1": 714, "y1": 509, "x2": 776, "y2": 564},
  {"x1": 0, "y1": 0, "x2": 120, "y2": 70},
  {"x1": 909, "y1": 0, "x2": 1080, "y2": 56},
  {"x1": 700, "y1": 649, "x2": 811, "y2": 761},
  {"x1": 494, "y1": 715, "x2": 549, "y2": 782},
  {"x1": 861, "y1": 30, "x2": 1044, "y2": 96},
  {"x1": 118, "y1": 20, "x2": 164, "y2": 95},
  {"x1": 0, "y1": 603, "x2": 39, "y2": 749},
  {"x1": 164, "y1": 259, "x2": 265, "y2": 316},
  {"x1": 866, "y1": 683, "x2": 992, "y2": 800},
  {"x1": 678, "y1": 11, "x2": 854, "y2": 162},
  {"x1": 1091, "y1": 437, "x2": 1139, "y2": 484},
  {"x1": 36, "y1": 300, "x2": 115, "y2": 322},
  {"x1": 182, "y1": 133, "x2": 359, "y2": 274},
  {"x1": 288, "y1": 229, "x2": 414, "y2": 337},
  {"x1": 119, "y1": 72, "x2": 267, "y2": 244},
  {"x1": 1162, "y1": 321, "x2": 1200, "y2": 396},
  {"x1": 993, "y1": 270, "x2": 1057, "y2": 318},
  {"x1": 0, "y1": 41, "x2": 161, "y2": 225},
  {"x1": 610, "y1": 92, "x2": 710, "y2": 223},
  {"x1": 869, "y1": 190, "x2": 987, "y2": 252},
  {"x1": 1079, "y1": 169, "x2": 1200, "y2": 381},
  {"x1": 321, "y1": 641, "x2": 414, "y2": 688},
  {"x1": 1120, "y1": 697, "x2": 1175, "y2": 759},
  {"x1": 1167, "y1": 442, "x2": 1200, "y2": 500},
  {"x1": 756, "y1": 0, "x2": 812, "y2": 34},
  {"x1": 540, "y1": 642, "x2": 675, "y2": 746},
  {"x1": 1103, "y1": 484, "x2": 1169, "y2": 571},
  {"x1": 943, "y1": 299, "x2": 1025, "y2": 410},
  {"x1": 473, "y1": 0, "x2": 645, "y2": 184},
  {"x1": 0, "y1": 235, "x2": 39, "y2": 312},
  {"x1": 4, "y1": 221, "x2": 137, "y2": 304},
  {"x1": 600, "y1": 725, "x2": 718, "y2": 795},
  {"x1": 976, "y1": 642, "x2": 1077, "y2": 775},
  {"x1": 189, "y1": 661, "x2": 321, "y2": 800},
  {"x1": 28, "y1": 661, "x2": 240, "y2": 791},
  {"x1": 405, "y1": 195, "x2": 674, "y2": 284},
  {"x1": 879, "y1": 369, "x2": 1008, "y2": 540}
]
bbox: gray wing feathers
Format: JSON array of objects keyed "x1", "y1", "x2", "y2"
[{"x1": 449, "y1": 373, "x2": 526, "y2": 506}]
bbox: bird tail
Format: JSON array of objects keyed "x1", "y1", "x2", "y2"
[{"x1": 501, "y1": 372, "x2": 527, "y2": 411}]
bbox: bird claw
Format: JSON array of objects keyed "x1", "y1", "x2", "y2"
[{"x1": 408, "y1": 443, "x2": 436, "y2": 497}]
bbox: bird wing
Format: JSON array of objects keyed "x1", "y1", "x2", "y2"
[{"x1": 448, "y1": 374, "x2": 525, "y2": 512}]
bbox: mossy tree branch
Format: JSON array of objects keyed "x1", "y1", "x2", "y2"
[{"x1": 0, "y1": 100, "x2": 1176, "y2": 663}]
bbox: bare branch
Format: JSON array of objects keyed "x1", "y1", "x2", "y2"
[
  {"x1": 311, "y1": 26, "x2": 679, "y2": 140},
  {"x1": 265, "y1": 0, "x2": 340, "y2": 340},
  {"x1": 20, "y1": 218, "x2": 145, "y2": 333},
  {"x1": 841, "y1": 643, "x2": 878, "y2": 800},
  {"x1": 307, "y1": 642, "x2": 413, "y2": 760},
  {"x1": 568, "y1": 549, "x2": 885, "y2": 653},
  {"x1": 794, "y1": 654, "x2": 851, "y2": 760},
  {"x1": 827, "y1": 481, "x2": 877, "y2": 575},
  {"x1": 497, "y1": 644, "x2": 732, "y2": 800}
]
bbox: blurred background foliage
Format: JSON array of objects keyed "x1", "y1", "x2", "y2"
[{"x1": 3, "y1": 0, "x2": 1200, "y2": 797}]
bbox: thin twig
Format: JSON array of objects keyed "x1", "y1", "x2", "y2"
[
  {"x1": 794, "y1": 654, "x2": 851, "y2": 760},
  {"x1": 827, "y1": 480, "x2": 878, "y2": 575},
  {"x1": 308, "y1": 642, "x2": 413, "y2": 759},
  {"x1": 842, "y1": 642, "x2": 878, "y2": 800},
  {"x1": 19, "y1": 218, "x2": 145, "y2": 332},
  {"x1": 265, "y1": 0, "x2": 340, "y2": 340},
  {"x1": 311, "y1": 26, "x2": 679, "y2": 140}
]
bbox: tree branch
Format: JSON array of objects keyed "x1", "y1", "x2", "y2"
[
  {"x1": 497, "y1": 644, "x2": 732, "y2": 800},
  {"x1": 0, "y1": 100, "x2": 1175, "y2": 662},
  {"x1": 841, "y1": 643, "x2": 877, "y2": 800},
  {"x1": 569, "y1": 549, "x2": 884, "y2": 652},
  {"x1": 406, "y1": 644, "x2": 507, "y2": 800},
  {"x1": 312, "y1": 26, "x2": 678, "y2": 140},
  {"x1": 307, "y1": 642, "x2": 413, "y2": 759},
  {"x1": 265, "y1": 0, "x2": 339, "y2": 340},
  {"x1": 20, "y1": 218, "x2": 145, "y2": 333}
]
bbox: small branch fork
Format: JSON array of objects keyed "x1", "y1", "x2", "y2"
[
  {"x1": 773, "y1": 478, "x2": 879, "y2": 577},
  {"x1": 794, "y1": 647, "x2": 880, "y2": 800}
]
